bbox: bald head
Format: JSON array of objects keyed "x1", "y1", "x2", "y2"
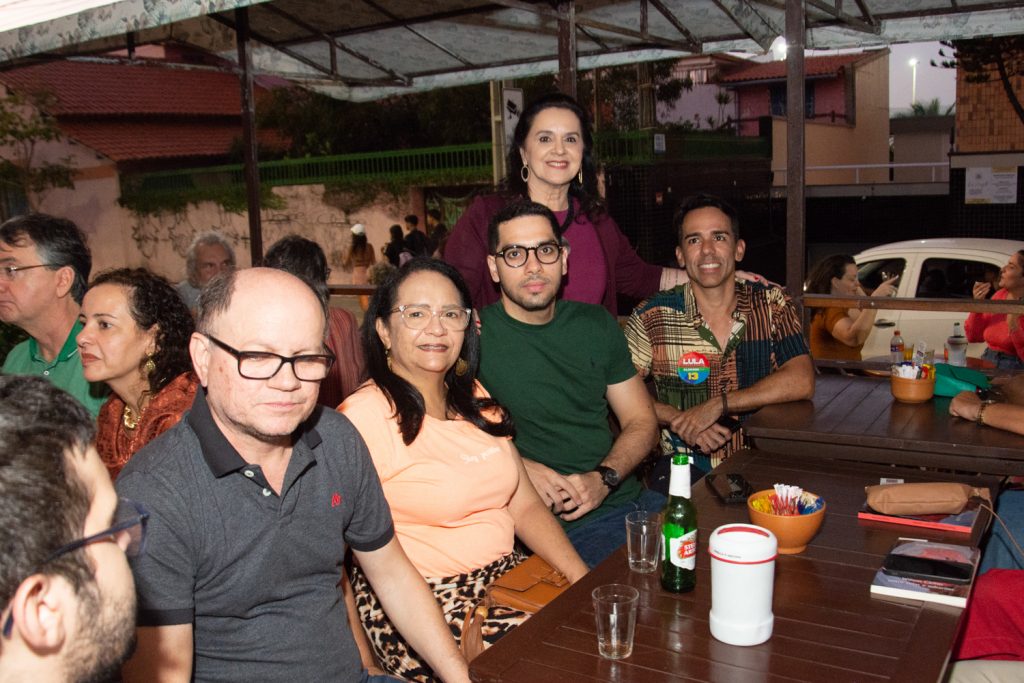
[{"x1": 197, "y1": 268, "x2": 326, "y2": 340}]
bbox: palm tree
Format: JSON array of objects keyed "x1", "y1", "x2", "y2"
[{"x1": 896, "y1": 98, "x2": 955, "y2": 117}]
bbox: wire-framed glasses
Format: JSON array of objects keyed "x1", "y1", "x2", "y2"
[
  {"x1": 3, "y1": 498, "x2": 149, "y2": 638},
  {"x1": 492, "y1": 242, "x2": 563, "y2": 268},
  {"x1": 390, "y1": 304, "x2": 471, "y2": 331},
  {"x1": 0, "y1": 263, "x2": 57, "y2": 281},
  {"x1": 205, "y1": 335, "x2": 335, "y2": 381}
]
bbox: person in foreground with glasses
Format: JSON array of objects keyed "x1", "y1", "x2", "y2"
[
  {"x1": 0, "y1": 213, "x2": 107, "y2": 416},
  {"x1": 477, "y1": 201, "x2": 661, "y2": 568},
  {"x1": 0, "y1": 375, "x2": 143, "y2": 683},
  {"x1": 339, "y1": 259, "x2": 587, "y2": 680},
  {"x1": 115, "y1": 267, "x2": 469, "y2": 683}
]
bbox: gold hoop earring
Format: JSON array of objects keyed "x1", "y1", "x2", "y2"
[
  {"x1": 143, "y1": 354, "x2": 156, "y2": 376},
  {"x1": 578, "y1": 168, "x2": 583, "y2": 184},
  {"x1": 455, "y1": 358, "x2": 469, "y2": 377},
  {"x1": 385, "y1": 348, "x2": 393, "y2": 372},
  {"x1": 521, "y1": 165, "x2": 530, "y2": 182}
]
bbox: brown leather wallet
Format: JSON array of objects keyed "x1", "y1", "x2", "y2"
[{"x1": 488, "y1": 554, "x2": 570, "y2": 613}]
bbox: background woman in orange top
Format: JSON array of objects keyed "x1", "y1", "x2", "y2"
[
  {"x1": 340, "y1": 259, "x2": 586, "y2": 681},
  {"x1": 77, "y1": 268, "x2": 197, "y2": 479},
  {"x1": 806, "y1": 254, "x2": 898, "y2": 362}
]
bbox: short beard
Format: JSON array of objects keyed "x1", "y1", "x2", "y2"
[
  {"x1": 64, "y1": 580, "x2": 136, "y2": 683},
  {"x1": 499, "y1": 281, "x2": 557, "y2": 313}
]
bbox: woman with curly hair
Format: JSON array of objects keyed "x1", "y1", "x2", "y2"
[{"x1": 77, "y1": 267, "x2": 197, "y2": 479}]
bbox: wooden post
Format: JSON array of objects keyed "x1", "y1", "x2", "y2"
[
  {"x1": 236, "y1": 7, "x2": 263, "y2": 264},
  {"x1": 556, "y1": 1, "x2": 577, "y2": 98},
  {"x1": 785, "y1": 0, "x2": 805, "y2": 301}
]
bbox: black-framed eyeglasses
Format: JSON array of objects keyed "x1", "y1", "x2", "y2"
[
  {"x1": 0, "y1": 263, "x2": 57, "y2": 281},
  {"x1": 205, "y1": 334, "x2": 335, "y2": 381},
  {"x1": 390, "y1": 304, "x2": 472, "y2": 331},
  {"x1": 492, "y1": 242, "x2": 563, "y2": 268},
  {"x1": 3, "y1": 498, "x2": 149, "y2": 638}
]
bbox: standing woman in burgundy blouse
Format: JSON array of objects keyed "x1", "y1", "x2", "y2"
[
  {"x1": 443, "y1": 93, "x2": 687, "y2": 315},
  {"x1": 77, "y1": 268, "x2": 197, "y2": 479}
]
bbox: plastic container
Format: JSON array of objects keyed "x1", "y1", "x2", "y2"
[
  {"x1": 709, "y1": 524, "x2": 777, "y2": 646},
  {"x1": 890, "y1": 374, "x2": 936, "y2": 403}
]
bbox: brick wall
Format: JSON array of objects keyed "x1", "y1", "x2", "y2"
[{"x1": 956, "y1": 69, "x2": 1024, "y2": 152}]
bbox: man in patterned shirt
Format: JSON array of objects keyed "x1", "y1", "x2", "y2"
[{"x1": 625, "y1": 194, "x2": 814, "y2": 476}]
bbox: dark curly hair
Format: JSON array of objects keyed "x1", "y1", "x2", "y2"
[
  {"x1": 362, "y1": 258, "x2": 514, "y2": 445},
  {"x1": 88, "y1": 268, "x2": 195, "y2": 394},
  {"x1": 505, "y1": 92, "x2": 605, "y2": 220}
]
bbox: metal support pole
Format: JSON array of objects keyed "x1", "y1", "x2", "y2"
[
  {"x1": 785, "y1": 0, "x2": 805, "y2": 301},
  {"x1": 556, "y1": 1, "x2": 577, "y2": 98},
  {"x1": 489, "y1": 81, "x2": 506, "y2": 186},
  {"x1": 236, "y1": 7, "x2": 263, "y2": 264}
]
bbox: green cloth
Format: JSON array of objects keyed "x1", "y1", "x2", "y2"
[
  {"x1": 479, "y1": 300, "x2": 641, "y2": 530},
  {"x1": 2, "y1": 320, "x2": 108, "y2": 417}
]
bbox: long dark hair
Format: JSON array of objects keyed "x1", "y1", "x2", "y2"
[
  {"x1": 505, "y1": 92, "x2": 604, "y2": 219},
  {"x1": 89, "y1": 268, "x2": 194, "y2": 393},
  {"x1": 805, "y1": 254, "x2": 855, "y2": 295},
  {"x1": 362, "y1": 258, "x2": 514, "y2": 445}
]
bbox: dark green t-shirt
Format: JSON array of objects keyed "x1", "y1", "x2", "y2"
[{"x1": 479, "y1": 300, "x2": 641, "y2": 530}]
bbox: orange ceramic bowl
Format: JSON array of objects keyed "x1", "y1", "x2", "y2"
[
  {"x1": 746, "y1": 490, "x2": 826, "y2": 554},
  {"x1": 890, "y1": 374, "x2": 936, "y2": 403}
]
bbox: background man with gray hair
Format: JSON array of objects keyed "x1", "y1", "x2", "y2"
[{"x1": 176, "y1": 231, "x2": 236, "y2": 311}]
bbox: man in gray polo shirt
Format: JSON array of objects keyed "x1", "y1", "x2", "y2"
[{"x1": 117, "y1": 268, "x2": 468, "y2": 682}]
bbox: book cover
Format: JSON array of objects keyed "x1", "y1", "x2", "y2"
[
  {"x1": 858, "y1": 498, "x2": 980, "y2": 534},
  {"x1": 870, "y1": 538, "x2": 980, "y2": 608}
]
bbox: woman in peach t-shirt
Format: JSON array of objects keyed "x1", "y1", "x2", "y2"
[{"x1": 340, "y1": 259, "x2": 586, "y2": 681}]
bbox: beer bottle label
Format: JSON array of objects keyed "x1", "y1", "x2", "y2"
[{"x1": 668, "y1": 529, "x2": 697, "y2": 570}]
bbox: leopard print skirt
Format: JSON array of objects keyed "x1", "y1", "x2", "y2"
[{"x1": 350, "y1": 551, "x2": 530, "y2": 682}]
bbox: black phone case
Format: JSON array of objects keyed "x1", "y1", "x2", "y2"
[
  {"x1": 881, "y1": 554, "x2": 973, "y2": 584},
  {"x1": 706, "y1": 473, "x2": 753, "y2": 504}
]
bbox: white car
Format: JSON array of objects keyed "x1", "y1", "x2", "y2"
[{"x1": 853, "y1": 238, "x2": 1024, "y2": 360}]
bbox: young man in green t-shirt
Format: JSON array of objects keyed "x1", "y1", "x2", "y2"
[{"x1": 478, "y1": 200, "x2": 660, "y2": 567}]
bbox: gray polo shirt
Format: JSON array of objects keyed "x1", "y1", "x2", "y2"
[{"x1": 117, "y1": 389, "x2": 394, "y2": 682}]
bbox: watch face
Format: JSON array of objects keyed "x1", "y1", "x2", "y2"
[{"x1": 600, "y1": 467, "x2": 620, "y2": 487}]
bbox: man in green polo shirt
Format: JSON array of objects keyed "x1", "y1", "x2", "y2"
[{"x1": 0, "y1": 214, "x2": 107, "y2": 416}]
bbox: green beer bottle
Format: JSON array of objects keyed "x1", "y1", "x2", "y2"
[{"x1": 661, "y1": 452, "x2": 697, "y2": 592}]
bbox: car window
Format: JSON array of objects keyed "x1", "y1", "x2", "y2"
[
  {"x1": 857, "y1": 258, "x2": 906, "y2": 293},
  {"x1": 915, "y1": 258, "x2": 1000, "y2": 298}
]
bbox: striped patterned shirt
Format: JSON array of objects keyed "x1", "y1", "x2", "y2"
[{"x1": 625, "y1": 279, "x2": 809, "y2": 470}]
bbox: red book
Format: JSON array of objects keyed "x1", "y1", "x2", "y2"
[{"x1": 857, "y1": 498, "x2": 980, "y2": 534}]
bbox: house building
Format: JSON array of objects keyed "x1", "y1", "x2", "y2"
[
  {"x1": 656, "y1": 54, "x2": 745, "y2": 130},
  {"x1": 718, "y1": 50, "x2": 891, "y2": 186},
  {"x1": 890, "y1": 115, "x2": 953, "y2": 183}
]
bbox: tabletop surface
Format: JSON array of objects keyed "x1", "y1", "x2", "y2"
[
  {"x1": 469, "y1": 449, "x2": 998, "y2": 683},
  {"x1": 743, "y1": 374, "x2": 1024, "y2": 475}
]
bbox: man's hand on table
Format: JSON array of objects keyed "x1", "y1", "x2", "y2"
[
  {"x1": 559, "y1": 471, "x2": 610, "y2": 522},
  {"x1": 950, "y1": 391, "x2": 983, "y2": 422},
  {"x1": 522, "y1": 459, "x2": 583, "y2": 514},
  {"x1": 667, "y1": 397, "x2": 723, "y2": 445}
]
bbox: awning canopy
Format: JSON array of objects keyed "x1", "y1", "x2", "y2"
[{"x1": 2, "y1": 1, "x2": 1023, "y2": 101}]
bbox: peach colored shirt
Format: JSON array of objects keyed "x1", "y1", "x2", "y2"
[{"x1": 339, "y1": 381, "x2": 518, "y2": 577}]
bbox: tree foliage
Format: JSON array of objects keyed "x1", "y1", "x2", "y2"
[
  {"x1": 0, "y1": 89, "x2": 75, "y2": 209},
  {"x1": 894, "y1": 97, "x2": 954, "y2": 118},
  {"x1": 933, "y1": 37, "x2": 1024, "y2": 125}
]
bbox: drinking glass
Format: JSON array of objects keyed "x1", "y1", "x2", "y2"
[
  {"x1": 592, "y1": 584, "x2": 639, "y2": 660},
  {"x1": 625, "y1": 511, "x2": 660, "y2": 574}
]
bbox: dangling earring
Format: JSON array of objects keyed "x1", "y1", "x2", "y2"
[
  {"x1": 521, "y1": 165, "x2": 530, "y2": 182},
  {"x1": 143, "y1": 354, "x2": 156, "y2": 376},
  {"x1": 455, "y1": 358, "x2": 469, "y2": 377},
  {"x1": 578, "y1": 168, "x2": 583, "y2": 184},
  {"x1": 385, "y1": 348, "x2": 393, "y2": 372}
]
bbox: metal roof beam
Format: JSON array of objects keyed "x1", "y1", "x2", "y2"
[
  {"x1": 648, "y1": 0, "x2": 703, "y2": 51},
  {"x1": 490, "y1": 0, "x2": 699, "y2": 52},
  {"x1": 804, "y1": 0, "x2": 880, "y2": 34},
  {"x1": 258, "y1": 3, "x2": 412, "y2": 83},
  {"x1": 359, "y1": 0, "x2": 474, "y2": 67},
  {"x1": 711, "y1": 0, "x2": 783, "y2": 50}
]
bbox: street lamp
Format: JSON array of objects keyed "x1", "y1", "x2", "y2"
[{"x1": 909, "y1": 58, "x2": 919, "y2": 105}]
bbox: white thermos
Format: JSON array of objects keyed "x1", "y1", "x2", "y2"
[{"x1": 708, "y1": 524, "x2": 777, "y2": 646}]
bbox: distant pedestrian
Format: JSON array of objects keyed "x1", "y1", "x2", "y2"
[
  {"x1": 402, "y1": 214, "x2": 430, "y2": 265},
  {"x1": 342, "y1": 223, "x2": 376, "y2": 311},
  {"x1": 383, "y1": 224, "x2": 404, "y2": 266},
  {"x1": 427, "y1": 208, "x2": 449, "y2": 257}
]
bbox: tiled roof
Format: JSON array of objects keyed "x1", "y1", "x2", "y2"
[
  {"x1": 0, "y1": 60, "x2": 253, "y2": 115},
  {"x1": 60, "y1": 120, "x2": 286, "y2": 162},
  {"x1": 718, "y1": 53, "x2": 869, "y2": 84}
]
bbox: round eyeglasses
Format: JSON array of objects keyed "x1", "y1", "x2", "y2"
[
  {"x1": 390, "y1": 304, "x2": 471, "y2": 331},
  {"x1": 492, "y1": 242, "x2": 563, "y2": 268}
]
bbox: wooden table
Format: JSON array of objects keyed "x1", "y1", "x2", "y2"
[
  {"x1": 470, "y1": 449, "x2": 998, "y2": 683},
  {"x1": 744, "y1": 374, "x2": 1024, "y2": 476}
]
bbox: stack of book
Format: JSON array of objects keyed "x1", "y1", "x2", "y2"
[{"x1": 870, "y1": 538, "x2": 981, "y2": 608}]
